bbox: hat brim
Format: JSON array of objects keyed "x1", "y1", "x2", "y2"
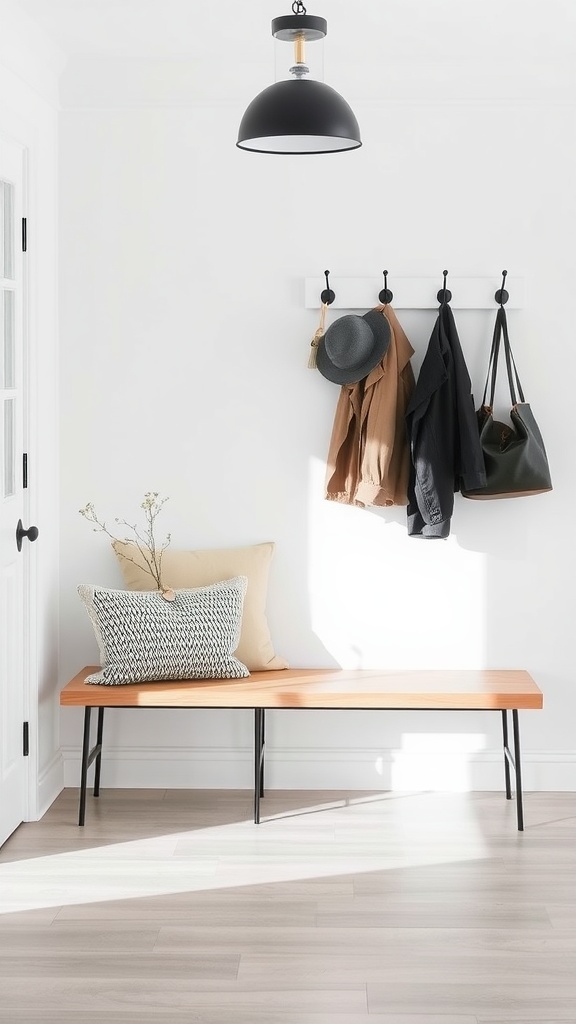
[{"x1": 316, "y1": 309, "x2": 391, "y2": 384}]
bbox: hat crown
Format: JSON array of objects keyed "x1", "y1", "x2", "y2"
[
  {"x1": 316, "y1": 307, "x2": 391, "y2": 385},
  {"x1": 324, "y1": 316, "x2": 373, "y2": 369}
]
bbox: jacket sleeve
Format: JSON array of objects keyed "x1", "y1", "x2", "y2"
[
  {"x1": 325, "y1": 385, "x2": 360, "y2": 505},
  {"x1": 405, "y1": 321, "x2": 455, "y2": 537}
]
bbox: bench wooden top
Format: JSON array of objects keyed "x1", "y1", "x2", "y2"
[{"x1": 60, "y1": 666, "x2": 543, "y2": 710}]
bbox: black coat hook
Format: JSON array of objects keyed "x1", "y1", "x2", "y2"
[
  {"x1": 437, "y1": 269, "x2": 452, "y2": 305},
  {"x1": 378, "y1": 270, "x2": 393, "y2": 304},
  {"x1": 495, "y1": 269, "x2": 509, "y2": 306},
  {"x1": 320, "y1": 269, "x2": 335, "y2": 306}
]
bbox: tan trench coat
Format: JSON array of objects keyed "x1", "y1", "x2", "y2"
[{"x1": 325, "y1": 305, "x2": 415, "y2": 507}]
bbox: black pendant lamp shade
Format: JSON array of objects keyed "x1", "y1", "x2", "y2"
[
  {"x1": 238, "y1": 79, "x2": 361, "y2": 154},
  {"x1": 237, "y1": 6, "x2": 361, "y2": 155}
]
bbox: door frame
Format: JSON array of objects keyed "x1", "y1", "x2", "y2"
[{"x1": 1, "y1": 120, "x2": 38, "y2": 825}]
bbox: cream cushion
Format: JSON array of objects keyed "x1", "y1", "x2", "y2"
[{"x1": 113, "y1": 540, "x2": 288, "y2": 672}]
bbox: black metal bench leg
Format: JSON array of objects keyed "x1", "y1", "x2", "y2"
[
  {"x1": 260, "y1": 708, "x2": 265, "y2": 798},
  {"x1": 78, "y1": 706, "x2": 106, "y2": 825},
  {"x1": 78, "y1": 707, "x2": 92, "y2": 826},
  {"x1": 512, "y1": 709, "x2": 524, "y2": 832},
  {"x1": 93, "y1": 707, "x2": 105, "y2": 797},
  {"x1": 501, "y1": 709, "x2": 512, "y2": 800},
  {"x1": 254, "y1": 708, "x2": 264, "y2": 824}
]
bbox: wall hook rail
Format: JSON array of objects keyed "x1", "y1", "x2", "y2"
[
  {"x1": 437, "y1": 269, "x2": 452, "y2": 305},
  {"x1": 495, "y1": 269, "x2": 509, "y2": 306},
  {"x1": 320, "y1": 269, "x2": 335, "y2": 306},
  {"x1": 378, "y1": 270, "x2": 393, "y2": 305},
  {"x1": 304, "y1": 274, "x2": 525, "y2": 310}
]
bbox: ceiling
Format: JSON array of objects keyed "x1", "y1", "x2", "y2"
[{"x1": 13, "y1": 0, "x2": 576, "y2": 64}]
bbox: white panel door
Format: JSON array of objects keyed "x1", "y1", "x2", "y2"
[{"x1": 0, "y1": 136, "x2": 28, "y2": 847}]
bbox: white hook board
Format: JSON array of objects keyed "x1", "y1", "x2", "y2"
[{"x1": 305, "y1": 276, "x2": 525, "y2": 310}]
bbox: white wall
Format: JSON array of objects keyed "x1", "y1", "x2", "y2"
[
  {"x1": 0, "y1": 0, "x2": 63, "y2": 814},
  {"x1": 58, "y1": 0, "x2": 576, "y2": 791}
]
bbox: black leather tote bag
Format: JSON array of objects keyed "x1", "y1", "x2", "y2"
[{"x1": 462, "y1": 307, "x2": 552, "y2": 499}]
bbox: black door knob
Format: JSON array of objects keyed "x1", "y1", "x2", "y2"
[{"x1": 16, "y1": 519, "x2": 39, "y2": 553}]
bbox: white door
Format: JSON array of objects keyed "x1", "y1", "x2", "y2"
[{"x1": 0, "y1": 136, "x2": 30, "y2": 847}]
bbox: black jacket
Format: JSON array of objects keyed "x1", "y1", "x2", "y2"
[{"x1": 405, "y1": 303, "x2": 486, "y2": 538}]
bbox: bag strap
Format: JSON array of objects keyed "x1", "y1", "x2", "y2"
[
  {"x1": 499, "y1": 305, "x2": 525, "y2": 405},
  {"x1": 481, "y1": 308, "x2": 502, "y2": 408},
  {"x1": 482, "y1": 306, "x2": 525, "y2": 408}
]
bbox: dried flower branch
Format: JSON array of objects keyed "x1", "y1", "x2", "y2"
[{"x1": 79, "y1": 492, "x2": 174, "y2": 598}]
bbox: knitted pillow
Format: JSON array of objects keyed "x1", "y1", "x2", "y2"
[{"x1": 78, "y1": 577, "x2": 249, "y2": 685}]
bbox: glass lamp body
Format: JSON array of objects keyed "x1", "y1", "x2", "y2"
[{"x1": 273, "y1": 21, "x2": 324, "y2": 83}]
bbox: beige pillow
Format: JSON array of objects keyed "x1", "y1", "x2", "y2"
[{"x1": 113, "y1": 540, "x2": 288, "y2": 672}]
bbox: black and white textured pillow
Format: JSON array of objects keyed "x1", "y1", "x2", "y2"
[{"x1": 78, "y1": 576, "x2": 249, "y2": 685}]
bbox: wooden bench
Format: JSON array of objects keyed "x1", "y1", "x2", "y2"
[{"x1": 60, "y1": 666, "x2": 543, "y2": 831}]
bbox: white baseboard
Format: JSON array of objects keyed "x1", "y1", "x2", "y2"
[
  {"x1": 61, "y1": 745, "x2": 576, "y2": 792},
  {"x1": 36, "y1": 750, "x2": 64, "y2": 818}
]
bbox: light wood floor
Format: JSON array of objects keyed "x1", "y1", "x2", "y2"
[{"x1": 0, "y1": 788, "x2": 575, "y2": 1023}]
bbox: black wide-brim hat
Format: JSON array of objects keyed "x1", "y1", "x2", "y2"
[{"x1": 316, "y1": 308, "x2": 391, "y2": 384}]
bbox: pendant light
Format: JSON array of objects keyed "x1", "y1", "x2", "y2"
[{"x1": 237, "y1": 2, "x2": 361, "y2": 155}]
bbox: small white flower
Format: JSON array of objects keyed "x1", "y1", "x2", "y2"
[{"x1": 79, "y1": 492, "x2": 171, "y2": 591}]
